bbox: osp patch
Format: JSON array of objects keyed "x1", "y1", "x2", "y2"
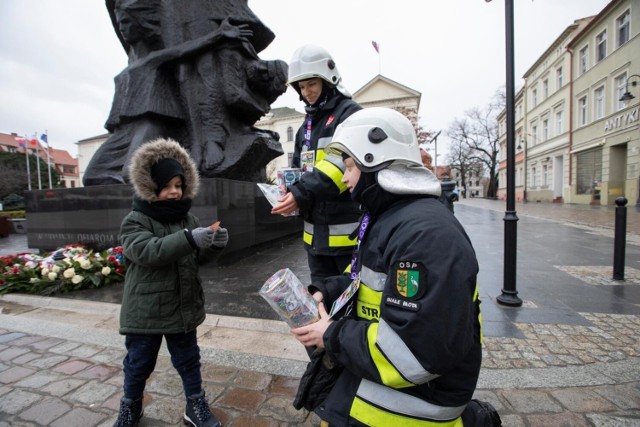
[{"x1": 393, "y1": 260, "x2": 427, "y2": 300}]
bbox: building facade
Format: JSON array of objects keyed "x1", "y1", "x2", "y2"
[
  {"x1": 498, "y1": 0, "x2": 639, "y2": 206},
  {"x1": 0, "y1": 132, "x2": 79, "y2": 189}
]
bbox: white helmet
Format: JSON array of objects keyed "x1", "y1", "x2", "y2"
[
  {"x1": 288, "y1": 44, "x2": 351, "y2": 97},
  {"x1": 328, "y1": 107, "x2": 422, "y2": 172}
]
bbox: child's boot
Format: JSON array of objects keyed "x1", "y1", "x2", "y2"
[
  {"x1": 113, "y1": 397, "x2": 143, "y2": 427},
  {"x1": 184, "y1": 390, "x2": 221, "y2": 427}
]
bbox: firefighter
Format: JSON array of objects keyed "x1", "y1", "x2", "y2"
[
  {"x1": 292, "y1": 107, "x2": 483, "y2": 426},
  {"x1": 271, "y1": 44, "x2": 362, "y2": 283}
]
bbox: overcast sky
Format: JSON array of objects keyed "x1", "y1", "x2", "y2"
[{"x1": 0, "y1": 0, "x2": 611, "y2": 159}]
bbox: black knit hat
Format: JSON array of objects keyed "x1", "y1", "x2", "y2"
[{"x1": 151, "y1": 158, "x2": 185, "y2": 194}]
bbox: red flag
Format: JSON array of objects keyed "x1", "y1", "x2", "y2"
[
  {"x1": 30, "y1": 138, "x2": 38, "y2": 146},
  {"x1": 372, "y1": 40, "x2": 379, "y2": 53}
]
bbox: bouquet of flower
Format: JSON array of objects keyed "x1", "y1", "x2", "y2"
[{"x1": 0, "y1": 244, "x2": 126, "y2": 296}]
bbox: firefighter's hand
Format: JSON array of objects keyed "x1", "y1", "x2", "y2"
[
  {"x1": 271, "y1": 192, "x2": 299, "y2": 215},
  {"x1": 291, "y1": 303, "x2": 331, "y2": 349}
]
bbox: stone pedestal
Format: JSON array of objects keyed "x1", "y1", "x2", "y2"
[{"x1": 24, "y1": 179, "x2": 302, "y2": 262}]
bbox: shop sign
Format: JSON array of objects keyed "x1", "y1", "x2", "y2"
[{"x1": 604, "y1": 107, "x2": 638, "y2": 132}]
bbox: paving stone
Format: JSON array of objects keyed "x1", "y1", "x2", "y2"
[
  {"x1": 49, "y1": 341, "x2": 81, "y2": 354},
  {"x1": 146, "y1": 371, "x2": 183, "y2": 397},
  {"x1": 49, "y1": 407, "x2": 107, "y2": 427},
  {"x1": 0, "y1": 347, "x2": 30, "y2": 362},
  {"x1": 74, "y1": 364, "x2": 120, "y2": 381},
  {"x1": 19, "y1": 397, "x2": 71, "y2": 425},
  {"x1": 68, "y1": 381, "x2": 118, "y2": 405},
  {"x1": 233, "y1": 370, "x2": 273, "y2": 390},
  {"x1": 258, "y1": 395, "x2": 308, "y2": 423},
  {"x1": 28, "y1": 337, "x2": 65, "y2": 350},
  {"x1": 501, "y1": 389, "x2": 563, "y2": 413},
  {"x1": 586, "y1": 413, "x2": 640, "y2": 426},
  {"x1": 526, "y1": 412, "x2": 591, "y2": 426},
  {"x1": 25, "y1": 354, "x2": 68, "y2": 369},
  {"x1": 40, "y1": 378, "x2": 87, "y2": 397},
  {"x1": 269, "y1": 375, "x2": 299, "y2": 396},
  {"x1": 471, "y1": 390, "x2": 504, "y2": 411},
  {"x1": 65, "y1": 343, "x2": 104, "y2": 358},
  {"x1": 0, "y1": 366, "x2": 36, "y2": 384},
  {"x1": 201, "y1": 364, "x2": 238, "y2": 383},
  {"x1": 142, "y1": 395, "x2": 185, "y2": 425},
  {"x1": 52, "y1": 359, "x2": 93, "y2": 375},
  {"x1": 0, "y1": 389, "x2": 41, "y2": 414},
  {"x1": 231, "y1": 415, "x2": 280, "y2": 427},
  {"x1": 217, "y1": 387, "x2": 267, "y2": 412},
  {"x1": 594, "y1": 384, "x2": 640, "y2": 410},
  {"x1": 14, "y1": 371, "x2": 63, "y2": 388},
  {"x1": 551, "y1": 388, "x2": 618, "y2": 412},
  {"x1": 9, "y1": 335, "x2": 47, "y2": 347},
  {"x1": 91, "y1": 347, "x2": 125, "y2": 364},
  {"x1": 11, "y1": 352, "x2": 41, "y2": 365},
  {"x1": 0, "y1": 332, "x2": 26, "y2": 343},
  {"x1": 498, "y1": 414, "x2": 526, "y2": 427}
]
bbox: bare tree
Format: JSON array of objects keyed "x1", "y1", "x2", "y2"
[
  {"x1": 445, "y1": 136, "x2": 475, "y2": 197},
  {"x1": 446, "y1": 91, "x2": 504, "y2": 198}
]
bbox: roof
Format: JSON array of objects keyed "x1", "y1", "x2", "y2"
[
  {"x1": 568, "y1": 0, "x2": 622, "y2": 49},
  {"x1": 352, "y1": 74, "x2": 422, "y2": 103},
  {"x1": 0, "y1": 132, "x2": 77, "y2": 168}
]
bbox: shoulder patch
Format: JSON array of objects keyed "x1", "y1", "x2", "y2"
[{"x1": 392, "y1": 260, "x2": 427, "y2": 300}]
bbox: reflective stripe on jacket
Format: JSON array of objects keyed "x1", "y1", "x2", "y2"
[
  {"x1": 289, "y1": 94, "x2": 362, "y2": 256},
  {"x1": 315, "y1": 196, "x2": 482, "y2": 426}
]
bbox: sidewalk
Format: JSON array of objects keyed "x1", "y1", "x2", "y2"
[{"x1": 1, "y1": 199, "x2": 639, "y2": 426}]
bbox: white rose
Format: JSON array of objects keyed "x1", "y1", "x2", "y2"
[
  {"x1": 80, "y1": 259, "x2": 92, "y2": 270},
  {"x1": 52, "y1": 265, "x2": 61, "y2": 273},
  {"x1": 41, "y1": 268, "x2": 50, "y2": 276},
  {"x1": 63, "y1": 268, "x2": 75, "y2": 279},
  {"x1": 101, "y1": 267, "x2": 112, "y2": 276},
  {"x1": 25, "y1": 261, "x2": 36, "y2": 269},
  {"x1": 48, "y1": 272, "x2": 57, "y2": 281},
  {"x1": 71, "y1": 275, "x2": 83, "y2": 284},
  {"x1": 30, "y1": 278, "x2": 38, "y2": 283}
]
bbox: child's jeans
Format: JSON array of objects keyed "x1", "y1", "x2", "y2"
[{"x1": 123, "y1": 330, "x2": 202, "y2": 399}]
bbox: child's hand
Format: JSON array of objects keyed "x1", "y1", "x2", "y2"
[
  {"x1": 190, "y1": 227, "x2": 215, "y2": 248},
  {"x1": 212, "y1": 228, "x2": 228, "y2": 248}
]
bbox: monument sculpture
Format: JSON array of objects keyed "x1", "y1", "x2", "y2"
[{"x1": 83, "y1": 0, "x2": 288, "y2": 186}]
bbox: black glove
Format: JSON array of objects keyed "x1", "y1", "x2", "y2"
[
  {"x1": 190, "y1": 227, "x2": 214, "y2": 248},
  {"x1": 293, "y1": 349, "x2": 342, "y2": 411},
  {"x1": 212, "y1": 227, "x2": 229, "y2": 248}
]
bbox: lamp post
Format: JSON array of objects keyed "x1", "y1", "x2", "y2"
[
  {"x1": 618, "y1": 74, "x2": 639, "y2": 207},
  {"x1": 487, "y1": 0, "x2": 522, "y2": 306}
]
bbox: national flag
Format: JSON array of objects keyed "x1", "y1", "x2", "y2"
[
  {"x1": 14, "y1": 135, "x2": 26, "y2": 148},
  {"x1": 30, "y1": 138, "x2": 38, "y2": 146},
  {"x1": 372, "y1": 40, "x2": 380, "y2": 53},
  {"x1": 40, "y1": 133, "x2": 48, "y2": 143}
]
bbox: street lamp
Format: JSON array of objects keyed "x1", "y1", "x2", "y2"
[
  {"x1": 619, "y1": 74, "x2": 639, "y2": 102},
  {"x1": 486, "y1": 0, "x2": 523, "y2": 307}
]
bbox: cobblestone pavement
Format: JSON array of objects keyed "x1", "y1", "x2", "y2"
[{"x1": 1, "y1": 199, "x2": 640, "y2": 425}]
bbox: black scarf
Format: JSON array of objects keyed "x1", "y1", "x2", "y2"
[{"x1": 132, "y1": 197, "x2": 192, "y2": 223}]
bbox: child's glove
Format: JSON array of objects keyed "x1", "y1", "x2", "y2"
[
  {"x1": 212, "y1": 228, "x2": 229, "y2": 248},
  {"x1": 190, "y1": 227, "x2": 215, "y2": 248}
]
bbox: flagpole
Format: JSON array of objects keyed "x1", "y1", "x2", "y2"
[
  {"x1": 378, "y1": 43, "x2": 381, "y2": 75},
  {"x1": 23, "y1": 134, "x2": 32, "y2": 191},
  {"x1": 34, "y1": 133, "x2": 42, "y2": 190},
  {"x1": 43, "y1": 130, "x2": 52, "y2": 189}
]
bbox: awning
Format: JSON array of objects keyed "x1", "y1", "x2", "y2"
[{"x1": 570, "y1": 141, "x2": 605, "y2": 154}]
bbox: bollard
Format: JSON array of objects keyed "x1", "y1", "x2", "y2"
[{"x1": 613, "y1": 196, "x2": 627, "y2": 280}]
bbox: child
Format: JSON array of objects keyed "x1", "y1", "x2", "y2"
[{"x1": 114, "y1": 138, "x2": 228, "y2": 427}]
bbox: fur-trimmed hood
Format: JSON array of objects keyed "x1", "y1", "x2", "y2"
[{"x1": 129, "y1": 138, "x2": 200, "y2": 202}]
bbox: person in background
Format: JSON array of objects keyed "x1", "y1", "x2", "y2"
[
  {"x1": 291, "y1": 108, "x2": 483, "y2": 426},
  {"x1": 271, "y1": 44, "x2": 362, "y2": 283},
  {"x1": 114, "y1": 138, "x2": 228, "y2": 427}
]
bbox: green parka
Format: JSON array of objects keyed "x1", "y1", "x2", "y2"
[{"x1": 118, "y1": 138, "x2": 220, "y2": 335}]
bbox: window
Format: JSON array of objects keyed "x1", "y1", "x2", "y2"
[
  {"x1": 531, "y1": 167, "x2": 537, "y2": 187},
  {"x1": 616, "y1": 74, "x2": 627, "y2": 111},
  {"x1": 576, "y1": 149, "x2": 602, "y2": 196},
  {"x1": 542, "y1": 119, "x2": 549, "y2": 141},
  {"x1": 596, "y1": 30, "x2": 607, "y2": 62},
  {"x1": 287, "y1": 152, "x2": 294, "y2": 167},
  {"x1": 531, "y1": 125, "x2": 538, "y2": 145},
  {"x1": 594, "y1": 86, "x2": 605, "y2": 119},
  {"x1": 556, "y1": 67, "x2": 563, "y2": 88},
  {"x1": 579, "y1": 46, "x2": 588, "y2": 74},
  {"x1": 532, "y1": 88, "x2": 538, "y2": 107},
  {"x1": 543, "y1": 165, "x2": 548, "y2": 186},
  {"x1": 579, "y1": 96, "x2": 588, "y2": 126},
  {"x1": 555, "y1": 110, "x2": 564, "y2": 134},
  {"x1": 617, "y1": 10, "x2": 630, "y2": 47},
  {"x1": 286, "y1": 126, "x2": 294, "y2": 141},
  {"x1": 543, "y1": 79, "x2": 549, "y2": 99}
]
